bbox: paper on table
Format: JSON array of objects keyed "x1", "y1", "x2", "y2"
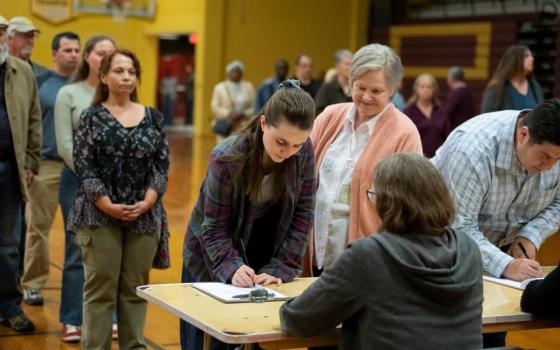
[
  {"x1": 191, "y1": 282, "x2": 289, "y2": 303},
  {"x1": 483, "y1": 275, "x2": 544, "y2": 290}
]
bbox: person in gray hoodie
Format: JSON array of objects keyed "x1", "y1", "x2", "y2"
[{"x1": 280, "y1": 153, "x2": 483, "y2": 350}]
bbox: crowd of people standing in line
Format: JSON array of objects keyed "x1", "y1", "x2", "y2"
[
  {"x1": 212, "y1": 42, "x2": 543, "y2": 160},
  {"x1": 0, "y1": 15, "x2": 170, "y2": 350},
  {"x1": 1, "y1": 12, "x2": 559, "y2": 350},
  {"x1": 200, "y1": 41, "x2": 559, "y2": 350}
]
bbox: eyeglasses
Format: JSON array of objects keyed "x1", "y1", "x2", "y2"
[{"x1": 366, "y1": 189, "x2": 375, "y2": 202}]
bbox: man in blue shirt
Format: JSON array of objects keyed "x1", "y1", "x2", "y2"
[
  {"x1": 432, "y1": 99, "x2": 560, "y2": 346},
  {"x1": 433, "y1": 100, "x2": 560, "y2": 280},
  {"x1": 21, "y1": 32, "x2": 80, "y2": 307},
  {"x1": 255, "y1": 59, "x2": 289, "y2": 112}
]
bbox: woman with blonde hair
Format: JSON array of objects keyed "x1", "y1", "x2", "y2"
[
  {"x1": 482, "y1": 44, "x2": 544, "y2": 112},
  {"x1": 404, "y1": 73, "x2": 446, "y2": 157}
]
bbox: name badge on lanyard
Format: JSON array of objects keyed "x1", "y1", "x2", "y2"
[{"x1": 338, "y1": 183, "x2": 351, "y2": 204}]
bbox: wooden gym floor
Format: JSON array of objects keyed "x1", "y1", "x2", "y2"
[{"x1": 0, "y1": 133, "x2": 559, "y2": 349}]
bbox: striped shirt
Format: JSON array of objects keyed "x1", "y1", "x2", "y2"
[
  {"x1": 183, "y1": 134, "x2": 315, "y2": 283},
  {"x1": 432, "y1": 110, "x2": 560, "y2": 277}
]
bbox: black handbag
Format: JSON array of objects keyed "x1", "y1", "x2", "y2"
[
  {"x1": 145, "y1": 107, "x2": 171, "y2": 269},
  {"x1": 213, "y1": 118, "x2": 233, "y2": 136},
  {"x1": 152, "y1": 212, "x2": 170, "y2": 269}
]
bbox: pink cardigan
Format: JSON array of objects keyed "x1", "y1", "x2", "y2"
[{"x1": 304, "y1": 102, "x2": 422, "y2": 275}]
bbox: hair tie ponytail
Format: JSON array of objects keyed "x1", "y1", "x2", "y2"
[{"x1": 278, "y1": 79, "x2": 301, "y2": 89}]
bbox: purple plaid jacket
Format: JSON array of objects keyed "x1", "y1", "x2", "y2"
[{"x1": 182, "y1": 134, "x2": 315, "y2": 283}]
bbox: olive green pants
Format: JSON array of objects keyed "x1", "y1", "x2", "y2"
[
  {"x1": 75, "y1": 226, "x2": 158, "y2": 350},
  {"x1": 21, "y1": 159, "x2": 63, "y2": 290}
]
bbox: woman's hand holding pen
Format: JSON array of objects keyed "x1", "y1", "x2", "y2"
[
  {"x1": 232, "y1": 265, "x2": 256, "y2": 288},
  {"x1": 254, "y1": 273, "x2": 282, "y2": 286},
  {"x1": 233, "y1": 240, "x2": 282, "y2": 287}
]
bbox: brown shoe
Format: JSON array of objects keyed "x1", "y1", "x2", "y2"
[{"x1": 3, "y1": 312, "x2": 35, "y2": 332}]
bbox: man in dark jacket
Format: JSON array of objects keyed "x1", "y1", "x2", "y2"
[
  {"x1": 0, "y1": 15, "x2": 42, "y2": 333},
  {"x1": 315, "y1": 50, "x2": 352, "y2": 115},
  {"x1": 442, "y1": 66, "x2": 475, "y2": 135}
]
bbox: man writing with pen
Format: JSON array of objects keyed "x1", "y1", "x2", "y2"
[{"x1": 432, "y1": 99, "x2": 560, "y2": 348}]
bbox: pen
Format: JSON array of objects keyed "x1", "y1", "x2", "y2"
[
  {"x1": 239, "y1": 240, "x2": 250, "y2": 266},
  {"x1": 232, "y1": 293, "x2": 251, "y2": 300},
  {"x1": 518, "y1": 242, "x2": 530, "y2": 259},
  {"x1": 238, "y1": 240, "x2": 255, "y2": 287},
  {"x1": 232, "y1": 289, "x2": 275, "y2": 301}
]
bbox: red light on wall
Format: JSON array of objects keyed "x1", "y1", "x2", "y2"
[{"x1": 189, "y1": 33, "x2": 198, "y2": 44}]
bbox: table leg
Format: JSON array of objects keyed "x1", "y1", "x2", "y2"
[{"x1": 203, "y1": 332, "x2": 211, "y2": 350}]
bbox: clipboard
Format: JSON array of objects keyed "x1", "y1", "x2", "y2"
[
  {"x1": 483, "y1": 275, "x2": 544, "y2": 290},
  {"x1": 191, "y1": 282, "x2": 290, "y2": 303}
]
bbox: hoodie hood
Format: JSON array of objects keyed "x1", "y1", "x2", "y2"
[{"x1": 373, "y1": 229, "x2": 481, "y2": 306}]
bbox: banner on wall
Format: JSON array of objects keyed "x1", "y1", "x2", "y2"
[
  {"x1": 73, "y1": 0, "x2": 156, "y2": 22},
  {"x1": 31, "y1": 0, "x2": 73, "y2": 24}
]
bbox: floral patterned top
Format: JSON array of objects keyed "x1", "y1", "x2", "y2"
[{"x1": 67, "y1": 104, "x2": 169, "y2": 235}]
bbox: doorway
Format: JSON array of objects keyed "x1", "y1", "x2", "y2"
[{"x1": 158, "y1": 34, "x2": 196, "y2": 129}]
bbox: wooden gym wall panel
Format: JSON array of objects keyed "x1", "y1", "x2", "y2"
[
  {"x1": 368, "y1": 21, "x2": 519, "y2": 113},
  {"x1": 399, "y1": 36, "x2": 477, "y2": 67}
]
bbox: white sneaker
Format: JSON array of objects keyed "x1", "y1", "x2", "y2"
[
  {"x1": 112, "y1": 323, "x2": 118, "y2": 340},
  {"x1": 23, "y1": 288, "x2": 44, "y2": 306},
  {"x1": 61, "y1": 324, "x2": 81, "y2": 342}
]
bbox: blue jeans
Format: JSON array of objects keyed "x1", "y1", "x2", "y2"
[
  {"x1": 58, "y1": 166, "x2": 116, "y2": 326},
  {"x1": 58, "y1": 166, "x2": 84, "y2": 326},
  {"x1": 180, "y1": 264, "x2": 237, "y2": 350},
  {"x1": 163, "y1": 96, "x2": 174, "y2": 125},
  {"x1": 17, "y1": 204, "x2": 25, "y2": 275},
  {"x1": 0, "y1": 158, "x2": 24, "y2": 318}
]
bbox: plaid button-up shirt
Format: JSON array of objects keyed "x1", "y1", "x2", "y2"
[
  {"x1": 183, "y1": 134, "x2": 315, "y2": 283},
  {"x1": 432, "y1": 110, "x2": 560, "y2": 277}
]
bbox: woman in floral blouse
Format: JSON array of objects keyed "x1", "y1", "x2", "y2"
[{"x1": 68, "y1": 48, "x2": 169, "y2": 350}]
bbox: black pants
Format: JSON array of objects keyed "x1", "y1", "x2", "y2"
[
  {"x1": 480, "y1": 245, "x2": 511, "y2": 348},
  {"x1": 482, "y1": 332, "x2": 507, "y2": 348}
]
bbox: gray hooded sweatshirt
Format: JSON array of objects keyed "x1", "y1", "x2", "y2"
[{"x1": 280, "y1": 229, "x2": 483, "y2": 350}]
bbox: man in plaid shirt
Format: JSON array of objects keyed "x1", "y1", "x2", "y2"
[{"x1": 433, "y1": 99, "x2": 560, "y2": 282}]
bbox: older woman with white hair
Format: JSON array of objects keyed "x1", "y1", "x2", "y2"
[
  {"x1": 210, "y1": 60, "x2": 255, "y2": 143},
  {"x1": 306, "y1": 43, "x2": 422, "y2": 275}
]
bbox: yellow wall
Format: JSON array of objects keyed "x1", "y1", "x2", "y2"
[
  {"x1": 222, "y1": 0, "x2": 367, "y2": 85},
  {"x1": 0, "y1": 2, "x2": 161, "y2": 105},
  {"x1": 1, "y1": 0, "x2": 369, "y2": 136},
  {"x1": 200, "y1": 0, "x2": 369, "y2": 136}
]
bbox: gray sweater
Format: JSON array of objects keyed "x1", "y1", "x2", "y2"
[{"x1": 280, "y1": 229, "x2": 483, "y2": 350}]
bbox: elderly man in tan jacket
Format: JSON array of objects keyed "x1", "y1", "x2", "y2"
[{"x1": 0, "y1": 14, "x2": 42, "y2": 333}]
